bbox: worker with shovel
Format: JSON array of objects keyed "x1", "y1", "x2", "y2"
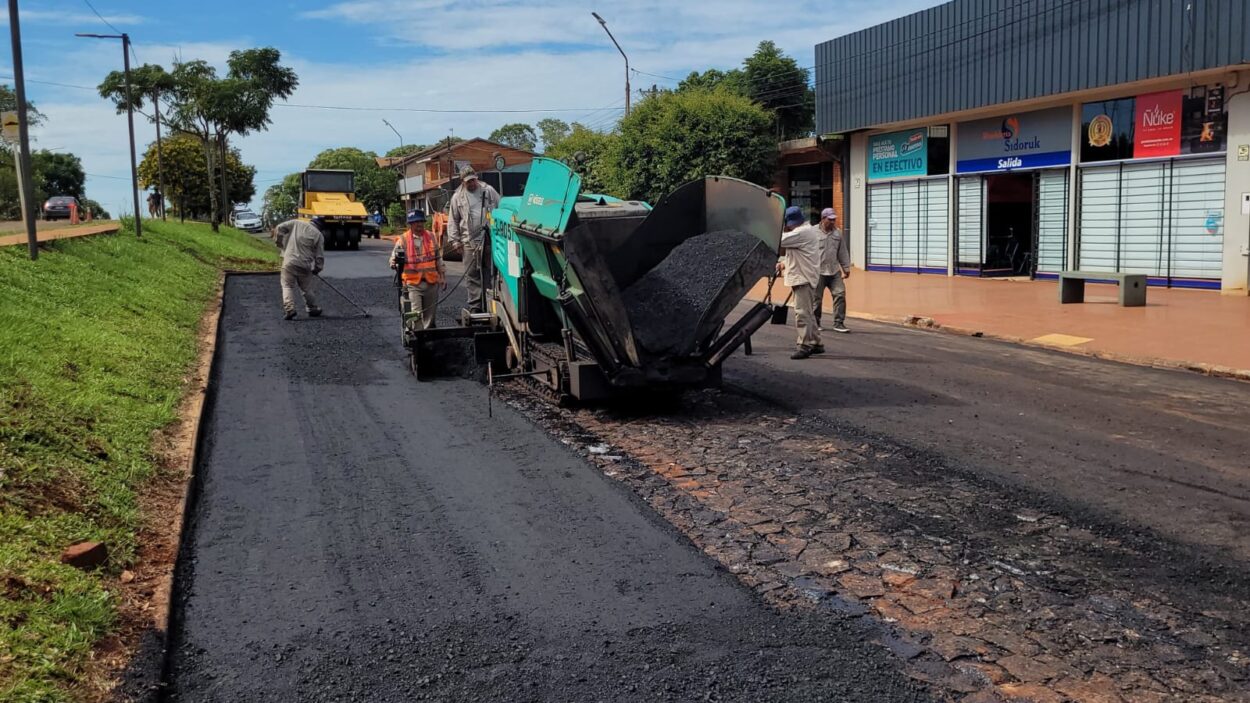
[
  {"x1": 272, "y1": 217, "x2": 326, "y2": 321},
  {"x1": 776, "y1": 206, "x2": 823, "y2": 359},
  {"x1": 389, "y1": 209, "x2": 445, "y2": 330}
]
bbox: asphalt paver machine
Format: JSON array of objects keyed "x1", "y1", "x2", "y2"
[{"x1": 404, "y1": 157, "x2": 786, "y2": 402}]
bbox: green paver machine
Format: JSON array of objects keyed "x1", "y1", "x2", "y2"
[{"x1": 406, "y1": 157, "x2": 786, "y2": 402}]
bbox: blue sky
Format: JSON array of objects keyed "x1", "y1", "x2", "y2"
[{"x1": 3, "y1": 0, "x2": 944, "y2": 216}]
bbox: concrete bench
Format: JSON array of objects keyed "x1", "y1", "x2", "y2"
[{"x1": 1058, "y1": 271, "x2": 1147, "y2": 307}]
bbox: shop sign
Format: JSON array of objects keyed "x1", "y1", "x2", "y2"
[
  {"x1": 867, "y1": 128, "x2": 928, "y2": 181},
  {"x1": 1133, "y1": 90, "x2": 1182, "y2": 158},
  {"x1": 956, "y1": 107, "x2": 1071, "y2": 173}
]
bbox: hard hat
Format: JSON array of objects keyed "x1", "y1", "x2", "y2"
[{"x1": 406, "y1": 209, "x2": 426, "y2": 223}]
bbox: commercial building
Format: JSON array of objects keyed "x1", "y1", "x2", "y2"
[
  {"x1": 773, "y1": 137, "x2": 846, "y2": 224},
  {"x1": 816, "y1": 0, "x2": 1250, "y2": 292}
]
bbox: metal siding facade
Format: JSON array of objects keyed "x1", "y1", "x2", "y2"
[{"x1": 816, "y1": 0, "x2": 1250, "y2": 134}]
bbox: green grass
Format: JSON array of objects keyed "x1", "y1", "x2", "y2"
[{"x1": 0, "y1": 221, "x2": 277, "y2": 702}]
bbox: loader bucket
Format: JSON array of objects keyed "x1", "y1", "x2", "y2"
[{"x1": 560, "y1": 176, "x2": 782, "y2": 378}]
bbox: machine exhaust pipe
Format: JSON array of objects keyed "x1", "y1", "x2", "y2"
[{"x1": 703, "y1": 302, "x2": 772, "y2": 369}]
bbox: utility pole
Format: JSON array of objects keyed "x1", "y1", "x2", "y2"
[
  {"x1": 8, "y1": 0, "x2": 39, "y2": 260},
  {"x1": 154, "y1": 88, "x2": 166, "y2": 220},
  {"x1": 77, "y1": 31, "x2": 142, "y2": 237},
  {"x1": 591, "y1": 12, "x2": 630, "y2": 117}
]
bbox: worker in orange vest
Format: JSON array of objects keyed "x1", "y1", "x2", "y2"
[{"x1": 388, "y1": 209, "x2": 445, "y2": 330}]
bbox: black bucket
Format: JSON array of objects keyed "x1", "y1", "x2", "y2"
[{"x1": 769, "y1": 304, "x2": 789, "y2": 325}]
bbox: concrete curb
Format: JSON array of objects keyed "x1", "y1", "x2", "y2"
[{"x1": 845, "y1": 310, "x2": 1250, "y2": 383}]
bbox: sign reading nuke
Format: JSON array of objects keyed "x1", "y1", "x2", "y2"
[
  {"x1": 867, "y1": 128, "x2": 928, "y2": 181},
  {"x1": 956, "y1": 107, "x2": 1071, "y2": 173}
]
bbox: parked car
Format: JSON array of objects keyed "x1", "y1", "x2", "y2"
[
  {"x1": 42, "y1": 195, "x2": 79, "y2": 221},
  {"x1": 231, "y1": 209, "x2": 265, "y2": 233},
  {"x1": 362, "y1": 219, "x2": 381, "y2": 239}
]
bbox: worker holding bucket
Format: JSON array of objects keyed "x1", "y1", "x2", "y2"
[{"x1": 776, "y1": 206, "x2": 824, "y2": 360}]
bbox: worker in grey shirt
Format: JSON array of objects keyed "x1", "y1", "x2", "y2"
[
  {"x1": 813, "y1": 207, "x2": 851, "y2": 333},
  {"x1": 272, "y1": 217, "x2": 326, "y2": 320},
  {"x1": 447, "y1": 166, "x2": 501, "y2": 313},
  {"x1": 776, "y1": 206, "x2": 824, "y2": 359}
]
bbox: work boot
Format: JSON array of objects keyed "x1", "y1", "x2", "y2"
[
  {"x1": 308, "y1": 307, "x2": 322, "y2": 318},
  {"x1": 812, "y1": 344, "x2": 825, "y2": 354},
  {"x1": 790, "y1": 346, "x2": 813, "y2": 360},
  {"x1": 283, "y1": 310, "x2": 296, "y2": 321}
]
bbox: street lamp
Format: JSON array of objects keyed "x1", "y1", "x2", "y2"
[
  {"x1": 76, "y1": 31, "x2": 142, "y2": 237},
  {"x1": 382, "y1": 118, "x2": 403, "y2": 149},
  {"x1": 591, "y1": 11, "x2": 630, "y2": 117}
]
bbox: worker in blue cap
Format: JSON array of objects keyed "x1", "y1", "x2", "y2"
[
  {"x1": 389, "y1": 209, "x2": 445, "y2": 330},
  {"x1": 776, "y1": 205, "x2": 823, "y2": 359}
]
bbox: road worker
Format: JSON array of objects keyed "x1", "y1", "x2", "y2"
[
  {"x1": 447, "y1": 166, "x2": 500, "y2": 313},
  {"x1": 272, "y1": 217, "x2": 325, "y2": 321},
  {"x1": 776, "y1": 206, "x2": 823, "y2": 359},
  {"x1": 389, "y1": 209, "x2": 445, "y2": 330},
  {"x1": 813, "y1": 208, "x2": 851, "y2": 334}
]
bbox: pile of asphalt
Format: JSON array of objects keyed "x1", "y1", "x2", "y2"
[{"x1": 622, "y1": 229, "x2": 761, "y2": 356}]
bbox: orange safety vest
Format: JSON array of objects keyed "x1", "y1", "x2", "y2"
[{"x1": 402, "y1": 229, "x2": 442, "y2": 285}]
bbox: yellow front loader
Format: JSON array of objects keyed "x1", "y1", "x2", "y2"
[{"x1": 298, "y1": 169, "x2": 369, "y2": 250}]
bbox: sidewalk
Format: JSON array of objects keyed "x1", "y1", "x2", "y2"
[
  {"x1": 0, "y1": 222, "x2": 120, "y2": 248},
  {"x1": 750, "y1": 271, "x2": 1250, "y2": 377}
]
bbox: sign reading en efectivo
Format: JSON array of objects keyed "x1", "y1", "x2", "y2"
[
  {"x1": 956, "y1": 107, "x2": 1071, "y2": 173},
  {"x1": 867, "y1": 129, "x2": 928, "y2": 181}
]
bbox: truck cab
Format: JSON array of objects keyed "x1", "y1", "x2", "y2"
[{"x1": 299, "y1": 169, "x2": 369, "y2": 250}]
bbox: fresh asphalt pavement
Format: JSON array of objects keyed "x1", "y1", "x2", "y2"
[
  {"x1": 163, "y1": 239, "x2": 931, "y2": 702},
  {"x1": 726, "y1": 305, "x2": 1250, "y2": 568}
]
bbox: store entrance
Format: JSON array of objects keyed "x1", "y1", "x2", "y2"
[{"x1": 983, "y1": 173, "x2": 1035, "y2": 277}]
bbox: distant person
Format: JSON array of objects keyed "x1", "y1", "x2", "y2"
[
  {"x1": 389, "y1": 209, "x2": 445, "y2": 331},
  {"x1": 272, "y1": 217, "x2": 325, "y2": 321},
  {"x1": 447, "y1": 166, "x2": 500, "y2": 313},
  {"x1": 147, "y1": 189, "x2": 163, "y2": 218},
  {"x1": 813, "y1": 208, "x2": 851, "y2": 334},
  {"x1": 776, "y1": 206, "x2": 823, "y2": 359}
]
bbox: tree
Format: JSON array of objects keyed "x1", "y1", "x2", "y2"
[
  {"x1": 308, "y1": 147, "x2": 397, "y2": 214},
  {"x1": 544, "y1": 123, "x2": 617, "y2": 194},
  {"x1": 677, "y1": 68, "x2": 745, "y2": 95},
  {"x1": 80, "y1": 198, "x2": 110, "y2": 219},
  {"x1": 262, "y1": 173, "x2": 301, "y2": 225},
  {"x1": 606, "y1": 90, "x2": 775, "y2": 204},
  {"x1": 488, "y1": 123, "x2": 537, "y2": 151},
  {"x1": 536, "y1": 118, "x2": 570, "y2": 152},
  {"x1": 32, "y1": 151, "x2": 85, "y2": 199},
  {"x1": 385, "y1": 144, "x2": 426, "y2": 158},
  {"x1": 99, "y1": 64, "x2": 177, "y2": 211},
  {"x1": 137, "y1": 133, "x2": 254, "y2": 220},
  {"x1": 741, "y1": 41, "x2": 814, "y2": 140}
]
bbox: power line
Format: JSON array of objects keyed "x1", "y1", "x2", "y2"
[
  {"x1": 273, "y1": 103, "x2": 628, "y2": 115},
  {"x1": 82, "y1": 0, "x2": 140, "y2": 64},
  {"x1": 0, "y1": 76, "x2": 96, "y2": 90},
  {"x1": 631, "y1": 68, "x2": 681, "y2": 83}
]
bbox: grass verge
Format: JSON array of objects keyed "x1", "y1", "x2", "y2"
[{"x1": 0, "y1": 221, "x2": 277, "y2": 702}]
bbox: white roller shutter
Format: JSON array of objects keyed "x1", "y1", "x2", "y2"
[
  {"x1": 1035, "y1": 170, "x2": 1068, "y2": 274},
  {"x1": 894, "y1": 181, "x2": 920, "y2": 269},
  {"x1": 1078, "y1": 157, "x2": 1225, "y2": 284},
  {"x1": 867, "y1": 183, "x2": 892, "y2": 267},
  {"x1": 1168, "y1": 158, "x2": 1225, "y2": 280},
  {"x1": 956, "y1": 176, "x2": 983, "y2": 270},
  {"x1": 921, "y1": 178, "x2": 949, "y2": 271},
  {"x1": 1077, "y1": 166, "x2": 1119, "y2": 271}
]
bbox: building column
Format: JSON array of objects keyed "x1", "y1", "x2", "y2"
[
  {"x1": 849, "y1": 132, "x2": 868, "y2": 271},
  {"x1": 1223, "y1": 89, "x2": 1250, "y2": 294}
]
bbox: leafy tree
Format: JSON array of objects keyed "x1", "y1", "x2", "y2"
[
  {"x1": 137, "y1": 133, "x2": 255, "y2": 220},
  {"x1": 606, "y1": 89, "x2": 775, "y2": 203},
  {"x1": 0, "y1": 83, "x2": 45, "y2": 139},
  {"x1": 544, "y1": 123, "x2": 617, "y2": 194},
  {"x1": 308, "y1": 147, "x2": 397, "y2": 214},
  {"x1": 262, "y1": 173, "x2": 301, "y2": 225},
  {"x1": 488, "y1": 123, "x2": 537, "y2": 151},
  {"x1": 385, "y1": 144, "x2": 426, "y2": 158},
  {"x1": 677, "y1": 68, "x2": 746, "y2": 95},
  {"x1": 741, "y1": 41, "x2": 814, "y2": 139},
  {"x1": 32, "y1": 150, "x2": 85, "y2": 199},
  {"x1": 536, "y1": 118, "x2": 570, "y2": 152},
  {"x1": 80, "y1": 198, "x2": 110, "y2": 219}
]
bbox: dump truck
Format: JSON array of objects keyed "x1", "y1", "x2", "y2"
[
  {"x1": 298, "y1": 169, "x2": 369, "y2": 250},
  {"x1": 402, "y1": 157, "x2": 785, "y2": 402}
]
